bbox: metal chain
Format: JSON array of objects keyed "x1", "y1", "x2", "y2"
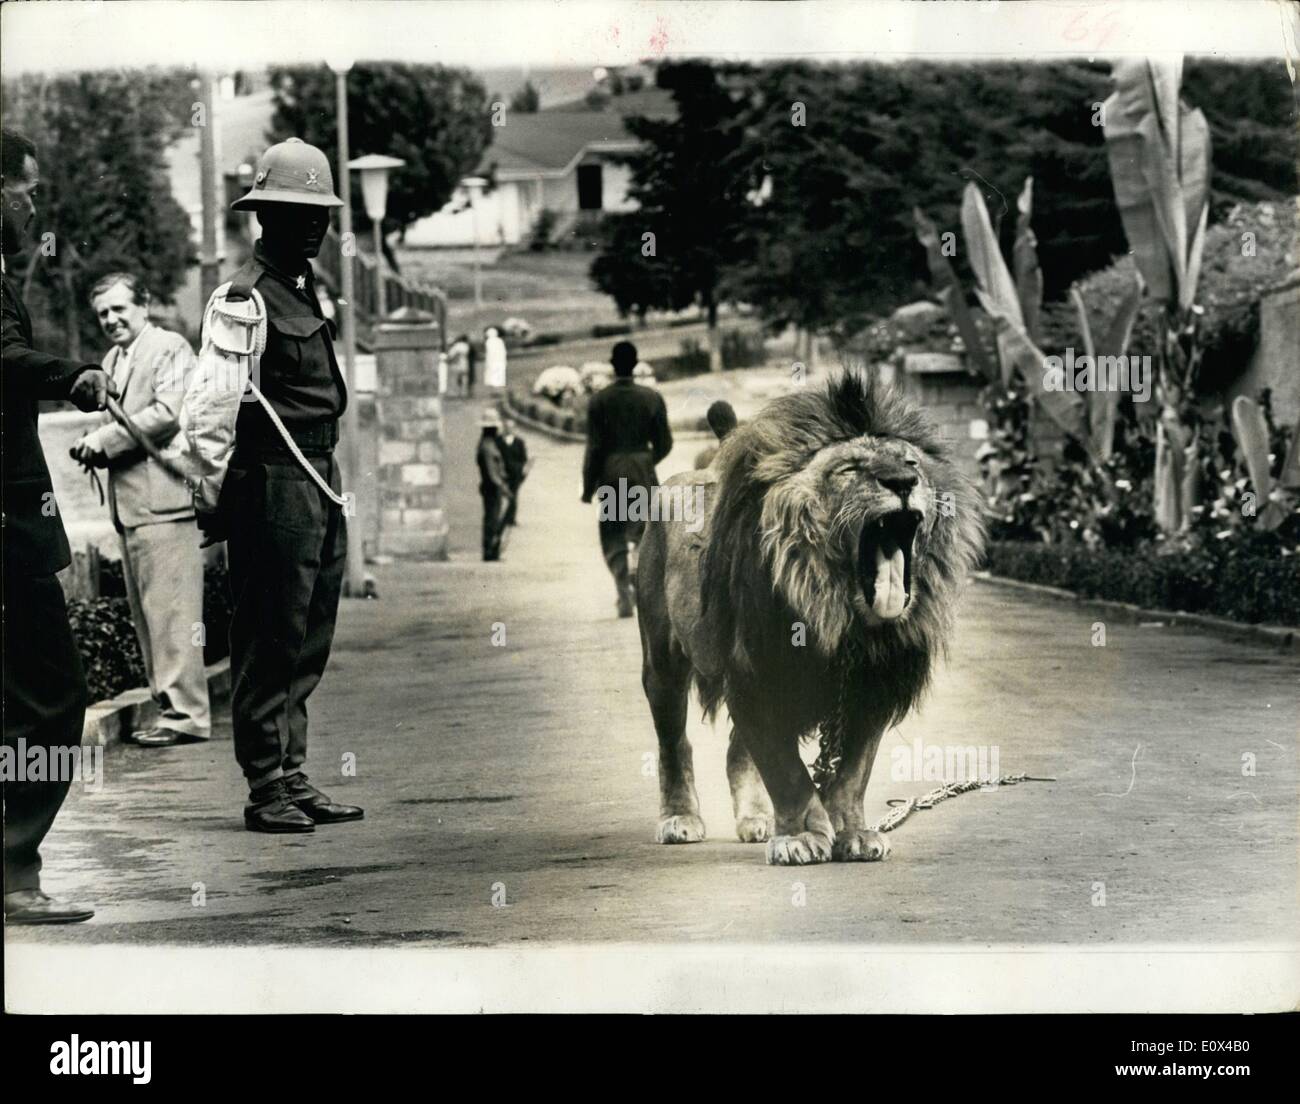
[
  {"x1": 868, "y1": 773, "x2": 1058, "y2": 833},
  {"x1": 811, "y1": 637, "x2": 862, "y2": 790}
]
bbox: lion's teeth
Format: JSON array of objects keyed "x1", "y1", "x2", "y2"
[{"x1": 872, "y1": 545, "x2": 908, "y2": 619}]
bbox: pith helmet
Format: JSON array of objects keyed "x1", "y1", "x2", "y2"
[
  {"x1": 231, "y1": 138, "x2": 343, "y2": 210},
  {"x1": 480, "y1": 407, "x2": 503, "y2": 429}
]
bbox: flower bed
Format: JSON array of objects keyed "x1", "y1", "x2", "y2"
[{"x1": 984, "y1": 539, "x2": 1300, "y2": 627}]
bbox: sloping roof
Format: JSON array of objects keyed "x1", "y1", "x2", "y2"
[{"x1": 476, "y1": 112, "x2": 642, "y2": 178}]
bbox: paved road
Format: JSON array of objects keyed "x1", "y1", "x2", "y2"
[{"x1": 9, "y1": 402, "x2": 1298, "y2": 949}]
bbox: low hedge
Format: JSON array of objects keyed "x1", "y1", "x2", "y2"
[
  {"x1": 984, "y1": 540, "x2": 1300, "y2": 627},
  {"x1": 72, "y1": 558, "x2": 233, "y2": 702},
  {"x1": 66, "y1": 598, "x2": 148, "y2": 704}
]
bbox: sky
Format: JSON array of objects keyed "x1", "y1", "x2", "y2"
[{"x1": 3, "y1": 0, "x2": 1296, "y2": 75}]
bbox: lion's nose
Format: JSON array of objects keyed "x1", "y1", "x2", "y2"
[{"x1": 880, "y1": 471, "x2": 919, "y2": 497}]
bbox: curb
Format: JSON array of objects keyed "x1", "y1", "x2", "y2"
[
  {"x1": 82, "y1": 658, "x2": 232, "y2": 748},
  {"x1": 973, "y1": 572, "x2": 1300, "y2": 653}
]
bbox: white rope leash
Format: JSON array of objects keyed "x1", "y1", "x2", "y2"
[
  {"x1": 248, "y1": 382, "x2": 349, "y2": 508},
  {"x1": 868, "y1": 773, "x2": 1057, "y2": 834}
]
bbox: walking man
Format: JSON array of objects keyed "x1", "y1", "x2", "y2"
[
  {"x1": 71, "y1": 272, "x2": 210, "y2": 748},
  {"x1": 498, "y1": 415, "x2": 530, "y2": 526},
  {"x1": 477, "y1": 407, "x2": 511, "y2": 561},
  {"x1": 211, "y1": 138, "x2": 362, "y2": 833},
  {"x1": 2, "y1": 128, "x2": 116, "y2": 923},
  {"x1": 581, "y1": 340, "x2": 672, "y2": 617}
]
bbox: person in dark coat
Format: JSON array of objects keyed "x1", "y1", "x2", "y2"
[
  {"x1": 581, "y1": 340, "x2": 672, "y2": 617},
  {"x1": 2, "y1": 128, "x2": 116, "y2": 924},
  {"x1": 497, "y1": 415, "x2": 530, "y2": 526},
  {"x1": 477, "y1": 407, "x2": 511, "y2": 560}
]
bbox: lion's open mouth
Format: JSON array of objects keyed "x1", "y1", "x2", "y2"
[{"x1": 858, "y1": 510, "x2": 920, "y2": 621}]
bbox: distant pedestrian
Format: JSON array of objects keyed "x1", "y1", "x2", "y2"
[
  {"x1": 581, "y1": 340, "x2": 672, "y2": 617},
  {"x1": 71, "y1": 271, "x2": 211, "y2": 748},
  {"x1": 484, "y1": 325, "x2": 507, "y2": 391},
  {"x1": 497, "y1": 416, "x2": 531, "y2": 526},
  {"x1": 477, "y1": 407, "x2": 511, "y2": 561},
  {"x1": 448, "y1": 334, "x2": 471, "y2": 396}
]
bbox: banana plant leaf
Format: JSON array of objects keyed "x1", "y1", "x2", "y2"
[
  {"x1": 913, "y1": 205, "x2": 997, "y2": 381},
  {"x1": 1013, "y1": 177, "x2": 1043, "y2": 345},
  {"x1": 961, "y1": 181, "x2": 1023, "y2": 331},
  {"x1": 1072, "y1": 276, "x2": 1146, "y2": 462},
  {"x1": 1102, "y1": 57, "x2": 1212, "y2": 311},
  {"x1": 1281, "y1": 414, "x2": 1300, "y2": 492},
  {"x1": 1230, "y1": 395, "x2": 1287, "y2": 529}
]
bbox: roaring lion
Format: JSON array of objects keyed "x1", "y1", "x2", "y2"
[{"x1": 636, "y1": 371, "x2": 985, "y2": 865}]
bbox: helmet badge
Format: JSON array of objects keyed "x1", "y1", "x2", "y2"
[{"x1": 306, "y1": 169, "x2": 320, "y2": 188}]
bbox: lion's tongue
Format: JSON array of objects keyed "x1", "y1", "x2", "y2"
[{"x1": 872, "y1": 545, "x2": 908, "y2": 620}]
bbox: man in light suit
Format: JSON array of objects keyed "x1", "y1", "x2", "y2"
[{"x1": 71, "y1": 273, "x2": 210, "y2": 747}]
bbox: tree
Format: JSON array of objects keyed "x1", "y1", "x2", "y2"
[
  {"x1": 268, "y1": 63, "x2": 494, "y2": 264},
  {"x1": 1, "y1": 70, "x2": 196, "y2": 358},
  {"x1": 509, "y1": 80, "x2": 540, "y2": 114},
  {"x1": 590, "y1": 61, "x2": 760, "y2": 371}
]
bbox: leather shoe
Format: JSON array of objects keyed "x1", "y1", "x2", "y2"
[
  {"x1": 4, "y1": 889, "x2": 94, "y2": 925},
  {"x1": 132, "y1": 727, "x2": 183, "y2": 747},
  {"x1": 283, "y1": 774, "x2": 364, "y2": 824},
  {"x1": 244, "y1": 780, "x2": 316, "y2": 833}
]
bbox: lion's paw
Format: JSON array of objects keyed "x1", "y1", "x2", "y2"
[
  {"x1": 656, "y1": 814, "x2": 706, "y2": 844},
  {"x1": 766, "y1": 831, "x2": 833, "y2": 866},
  {"x1": 832, "y1": 829, "x2": 891, "y2": 862},
  {"x1": 736, "y1": 815, "x2": 775, "y2": 843}
]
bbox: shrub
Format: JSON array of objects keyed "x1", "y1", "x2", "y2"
[
  {"x1": 66, "y1": 598, "x2": 148, "y2": 703},
  {"x1": 592, "y1": 322, "x2": 633, "y2": 339},
  {"x1": 523, "y1": 332, "x2": 564, "y2": 348},
  {"x1": 984, "y1": 540, "x2": 1300, "y2": 626},
  {"x1": 721, "y1": 328, "x2": 766, "y2": 369}
]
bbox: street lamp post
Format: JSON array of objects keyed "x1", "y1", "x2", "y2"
[
  {"x1": 327, "y1": 57, "x2": 367, "y2": 597},
  {"x1": 348, "y1": 153, "x2": 406, "y2": 316},
  {"x1": 461, "y1": 176, "x2": 487, "y2": 308}
]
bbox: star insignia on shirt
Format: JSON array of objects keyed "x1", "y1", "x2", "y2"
[
  {"x1": 295, "y1": 275, "x2": 307, "y2": 291},
  {"x1": 305, "y1": 169, "x2": 320, "y2": 188}
]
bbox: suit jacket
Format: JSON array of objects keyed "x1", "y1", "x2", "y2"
[
  {"x1": 582, "y1": 378, "x2": 672, "y2": 500},
  {"x1": 498, "y1": 433, "x2": 528, "y2": 487},
  {"x1": 79, "y1": 324, "x2": 195, "y2": 528},
  {"x1": 477, "y1": 432, "x2": 510, "y2": 495},
  {"x1": 1, "y1": 272, "x2": 96, "y2": 575}
]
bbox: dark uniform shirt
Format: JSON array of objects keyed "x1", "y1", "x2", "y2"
[
  {"x1": 582, "y1": 377, "x2": 672, "y2": 500},
  {"x1": 232, "y1": 240, "x2": 346, "y2": 445}
]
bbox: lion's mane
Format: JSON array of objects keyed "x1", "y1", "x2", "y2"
[{"x1": 696, "y1": 370, "x2": 986, "y2": 733}]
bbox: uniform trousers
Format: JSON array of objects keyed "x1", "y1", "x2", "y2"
[{"x1": 225, "y1": 451, "x2": 346, "y2": 790}]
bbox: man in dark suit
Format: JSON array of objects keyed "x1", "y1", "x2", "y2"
[
  {"x1": 497, "y1": 416, "x2": 529, "y2": 526},
  {"x1": 581, "y1": 341, "x2": 672, "y2": 617},
  {"x1": 2, "y1": 128, "x2": 116, "y2": 924},
  {"x1": 477, "y1": 407, "x2": 511, "y2": 561}
]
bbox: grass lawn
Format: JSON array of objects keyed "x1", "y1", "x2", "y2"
[{"x1": 395, "y1": 246, "x2": 701, "y2": 338}]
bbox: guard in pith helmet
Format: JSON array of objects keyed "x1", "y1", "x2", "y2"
[{"x1": 199, "y1": 137, "x2": 362, "y2": 834}]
